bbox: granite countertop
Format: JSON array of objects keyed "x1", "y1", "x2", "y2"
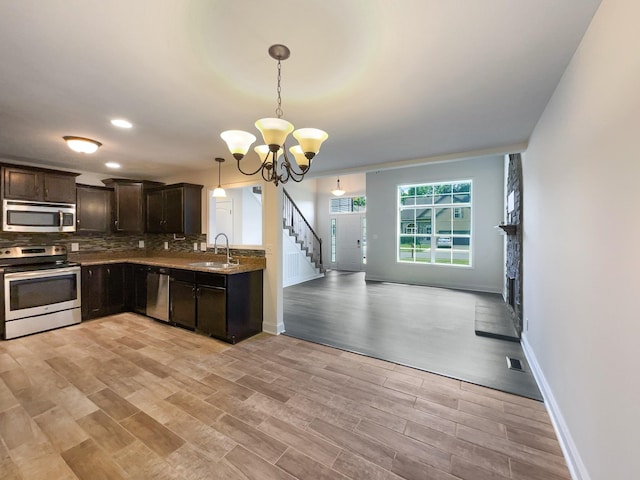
[{"x1": 69, "y1": 251, "x2": 266, "y2": 274}]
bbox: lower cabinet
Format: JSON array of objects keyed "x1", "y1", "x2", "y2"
[
  {"x1": 81, "y1": 264, "x2": 127, "y2": 320},
  {"x1": 81, "y1": 262, "x2": 263, "y2": 343},
  {"x1": 169, "y1": 269, "x2": 197, "y2": 329},
  {"x1": 168, "y1": 268, "x2": 263, "y2": 343}
]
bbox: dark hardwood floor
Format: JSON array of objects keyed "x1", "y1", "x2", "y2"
[{"x1": 284, "y1": 271, "x2": 542, "y2": 400}]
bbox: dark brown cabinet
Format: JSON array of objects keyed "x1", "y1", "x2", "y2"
[
  {"x1": 81, "y1": 264, "x2": 127, "y2": 320},
  {"x1": 167, "y1": 268, "x2": 262, "y2": 343},
  {"x1": 3, "y1": 165, "x2": 78, "y2": 203},
  {"x1": 169, "y1": 269, "x2": 197, "y2": 329},
  {"x1": 102, "y1": 179, "x2": 163, "y2": 233},
  {"x1": 76, "y1": 184, "x2": 112, "y2": 233},
  {"x1": 145, "y1": 183, "x2": 202, "y2": 234}
]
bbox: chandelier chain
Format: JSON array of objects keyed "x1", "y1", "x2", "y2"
[{"x1": 276, "y1": 59, "x2": 283, "y2": 118}]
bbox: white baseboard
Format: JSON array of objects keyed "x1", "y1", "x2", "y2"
[
  {"x1": 521, "y1": 335, "x2": 590, "y2": 480},
  {"x1": 262, "y1": 319, "x2": 285, "y2": 335}
]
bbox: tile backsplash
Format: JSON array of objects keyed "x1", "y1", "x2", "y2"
[{"x1": 0, "y1": 232, "x2": 265, "y2": 257}]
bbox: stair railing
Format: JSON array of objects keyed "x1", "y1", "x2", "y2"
[{"x1": 283, "y1": 188, "x2": 323, "y2": 269}]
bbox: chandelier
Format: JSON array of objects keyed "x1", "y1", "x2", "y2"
[{"x1": 220, "y1": 44, "x2": 328, "y2": 186}]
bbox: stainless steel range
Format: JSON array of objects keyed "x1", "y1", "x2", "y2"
[{"x1": 1, "y1": 245, "x2": 81, "y2": 339}]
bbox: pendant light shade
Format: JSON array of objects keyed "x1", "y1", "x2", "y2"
[
  {"x1": 293, "y1": 128, "x2": 329, "y2": 159},
  {"x1": 331, "y1": 178, "x2": 345, "y2": 197},
  {"x1": 220, "y1": 130, "x2": 257, "y2": 160},
  {"x1": 212, "y1": 157, "x2": 226, "y2": 198},
  {"x1": 255, "y1": 118, "x2": 294, "y2": 148},
  {"x1": 289, "y1": 145, "x2": 310, "y2": 171}
]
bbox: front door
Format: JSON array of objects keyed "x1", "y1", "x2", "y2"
[{"x1": 333, "y1": 213, "x2": 366, "y2": 271}]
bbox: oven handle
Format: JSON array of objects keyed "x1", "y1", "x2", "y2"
[
  {"x1": 59, "y1": 210, "x2": 64, "y2": 229},
  {"x1": 4, "y1": 266, "x2": 80, "y2": 280}
]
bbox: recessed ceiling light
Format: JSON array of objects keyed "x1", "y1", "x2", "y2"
[
  {"x1": 105, "y1": 162, "x2": 121, "y2": 169},
  {"x1": 111, "y1": 119, "x2": 132, "y2": 129}
]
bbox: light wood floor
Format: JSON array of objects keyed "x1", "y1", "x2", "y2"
[{"x1": 0, "y1": 313, "x2": 570, "y2": 480}]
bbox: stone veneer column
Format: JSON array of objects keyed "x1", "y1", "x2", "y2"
[{"x1": 506, "y1": 153, "x2": 523, "y2": 335}]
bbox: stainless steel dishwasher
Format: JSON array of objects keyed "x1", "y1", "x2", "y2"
[{"x1": 146, "y1": 267, "x2": 170, "y2": 322}]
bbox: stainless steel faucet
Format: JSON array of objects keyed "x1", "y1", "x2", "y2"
[{"x1": 214, "y1": 232, "x2": 232, "y2": 264}]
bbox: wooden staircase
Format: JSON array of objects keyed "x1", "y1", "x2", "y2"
[{"x1": 283, "y1": 189, "x2": 325, "y2": 273}]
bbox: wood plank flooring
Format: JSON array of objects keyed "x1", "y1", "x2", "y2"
[
  {"x1": 284, "y1": 271, "x2": 542, "y2": 400},
  {"x1": 0, "y1": 313, "x2": 570, "y2": 479}
]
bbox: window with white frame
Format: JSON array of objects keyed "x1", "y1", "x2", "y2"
[
  {"x1": 398, "y1": 180, "x2": 472, "y2": 266},
  {"x1": 330, "y1": 196, "x2": 366, "y2": 213}
]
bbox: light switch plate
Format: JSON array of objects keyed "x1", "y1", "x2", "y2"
[
  {"x1": 200, "y1": 242, "x2": 207, "y2": 252},
  {"x1": 164, "y1": 241, "x2": 169, "y2": 250},
  {"x1": 138, "y1": 240, "x2": 145, "y2": 248},
  {"x1": 71, "y1": 242, "x2": 79, "y2": 252},
  {"x1": 193, "y1": 242, "x2": 198, "y2": 251}
]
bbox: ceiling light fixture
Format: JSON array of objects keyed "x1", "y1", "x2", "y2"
[
  {"x1": 212, "y1": 157, "x2": 226, "y2": 198},
  {"x1": 105, "y1": 162, "x2": 121, "y2": 169},
  {"x1": 63, "y1": 136, "x2": 102, "y2": 154},
  {"x1": 111, "y1": 119, "x2": 132, "y2": 129},
  {"x1": 220, "y1": 44, "x2": 328, "y2": 187},
  {"x1": 331, "y1": 177, "x2": 345, "y2": 197}
]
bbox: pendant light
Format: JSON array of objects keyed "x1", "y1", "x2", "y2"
[
  {"x1": 220, "y1": 44, "x2": 328, "y2": 186},
  {"x1": 212, "y1": 157, "x2": 226, "y2": 198},
  {"x1": 331, "y1": 177, "x2": 345, "y2": 197}
]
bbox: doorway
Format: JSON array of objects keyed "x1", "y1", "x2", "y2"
[{"x1": 331, "y1": 213, "x2": 366, "y2": 271}]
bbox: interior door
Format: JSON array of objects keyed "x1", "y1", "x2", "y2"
[
  {"x1": 335, "y1": 213, "x2": 366, "y2": 271},
  {"x1": 215, "y1": 199, "x2": 234, "y2": 244}
]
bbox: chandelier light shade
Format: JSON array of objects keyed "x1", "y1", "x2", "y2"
[
  {"x1": 220, "y1": 44, "x2": 328, "y2": 186},
  {"x1": 212, "y1": 157, "x2": 226, "y2": 198},
  {"x1": 331, "y1": 177, "x2": 345, "y2": 197},
  {"x1": 63, "y1": 136, "x2": 102, "y2": 154}
]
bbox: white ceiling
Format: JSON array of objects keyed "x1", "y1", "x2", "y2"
[{"x1": 0, "y1": 0, "x2": 601, "y2": 180}]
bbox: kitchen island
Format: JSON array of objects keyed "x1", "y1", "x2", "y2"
[{"x1": 72, "y1": 251, "x2": 265, "y2": 343}]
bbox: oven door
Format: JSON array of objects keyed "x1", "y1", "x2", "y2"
[{"x1": 4, "y1": 266, "x2": 81, "y2": 321}]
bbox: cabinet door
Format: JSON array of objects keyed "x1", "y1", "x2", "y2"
[
  {"x1": 170, "y1": 280, "x2": 196, "y2": 329},
  {"x1": 163, "y1": 188, "x2": 184, "y2": 233},
  {"x1": 106, "y1": 264, "x2": 126, "y2": 315},
  {"x1": 114, "y1": 183, "x2": 144, "y2": 232},
  {"x1": 43, "y1": 173, "x2": 76, "y2": 203},
  {"x1": 145, "y1": 189, "x2": 164, "y2": 232},
  {"x1": 76, "y1": 186, "x2": 111, "y2": 232},
  {"x1": 3, "y1": 167, "x2": 41, "y2": 200},
  {"x1": 197, "y1": 285, "x2": 226, "y2": 339},
  {"x1": 81, "y1": 266, "x2": 107, "y2": 320},
  {"x1": 133, "y1": 266, "x2": 148, "y2": 314}
]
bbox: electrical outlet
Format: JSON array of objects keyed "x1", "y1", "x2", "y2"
[
  {"x1": 138, "y1": 240, "x2": 145, "y2": 248},
  {"x1": 193, "y1": 242, "x2": 198, "y2": 251},
  {"x1": 200, "y1": 242, "x2": 207, "y2": 252},
  {"x1": 164, "y1": 241, "x2": 169, "y2": 250},
  {"x1": 71, "y1": 242, "x2": 79, "y2": 252}
]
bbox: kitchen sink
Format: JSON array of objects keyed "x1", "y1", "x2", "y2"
[{"x1": 188, "y1": 261, "x2": 238, "y2": 269}]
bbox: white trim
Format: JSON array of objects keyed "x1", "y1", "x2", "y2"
[
  {"x1": 521, "y1": 334, "x2": 590, "y2": 480},
  {"x1": 262, "y1": 319, "x2": 285, "y2": 335}
]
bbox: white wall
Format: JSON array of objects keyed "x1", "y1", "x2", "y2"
[
  {"x1": 522, "y1": 1, "x2": 640, "y2": 479},
  {"x1": 365, "y1": 156, "x2": 504, "y2": 292},
  {"x1": 283, "y1": 178, "x2": 317, "y2": 229}
]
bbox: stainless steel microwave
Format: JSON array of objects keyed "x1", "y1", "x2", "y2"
[{"x1": 2, "y1": 199, "x2": 76, "y2": 232}]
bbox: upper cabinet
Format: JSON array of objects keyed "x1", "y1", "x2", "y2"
[
  {"x1": 146, "y1": 183, "x2": 202, "y2": 234},
  {"x1": 3, "y1": 165, "x2": 78, "y2": 203},
  {"x1": 102, "y1": 178, "x2": 164, "y2": 233},
  {"x1": 76, "y1": 184, "x2": 112, "y2": 233}
]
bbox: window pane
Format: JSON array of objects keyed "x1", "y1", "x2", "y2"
[
  {"x1": 399, "y1": 235, "x2": 415, "y2": 261},
  {"x1": 453, "y1": 207, "x2": 471, "y2": 234},
  {"x1": 415, "y1": 208, "x2": 432, "y2": 234},
  {"x1": 453, "y1": 182, "x2": 471, "y2": 193},
  {"x1": 435, "y1": 249, "x2": 452, "y2": 264},
  {"x1": 453, "y1": 193, "x2": 470, "y2": 203},
  {"x1": 416, "y1": 195, "x2": 433, "y2": 205},
  {"x1": 401, "y1": 196, "x2": 415, "y2": 206},
  {"x1": 435, "y1": 208, "x2": 452, "y2": 234},
  {"x1": 452, "y1": 251, "x2": 470, "y2": 266},
  {"x1": 434, "y1": 194, "x2": 453, "y2": 204}
]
